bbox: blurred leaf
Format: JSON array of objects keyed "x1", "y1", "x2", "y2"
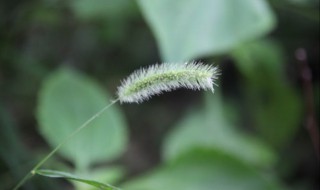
[
  {"x1": 74, "y1": 166, "x2": 125, "y2": 190},
  {"x1": 163, "y1": 92, "x2": 276, "y2": 168},
  {"x1": 36, "y1": 169, "x2": 120, "y2": 190},
  {"x1": 0, "y1": 104, "x2": 27, "y2": 168},
  {"x1": 269, "y1": 0, "x2": 319, "y2": 21},
  {"x1": 31, "y1": 7, "x2": 62, "y2": 25},
  {"x1": 70, "y1": 0, "x2": 135, "y2": 21},
  {"x1": 0, "y1": 103, "x2": 60, "y2": 190},
  {"x1": 70, "y1": 0, "x2": 138, "y2": 45},
  {"x1": 232, "y1": 40, "x2": 284, "y2": 77},
  {"x1": 37, "y1": 68, "x2": 127, "y2": 170},
  {"x1": 232, "y1": 39, "x2": 302, "y2": 147},
  {"x1": 0, "y1": 104, "x2": 32, "y2": 190},
  {"x1": 285, "y1": 0, "x2": 319, "y2": 6},
  {"x1": 89, "y1": 167, "x2": 124, "y2": 185},
  {"x1": 123, "y1": 149, "x2": 284, "y2": 190},
  {"x1": 138, "y1": 0, "x2": 276, "y2": 62}
]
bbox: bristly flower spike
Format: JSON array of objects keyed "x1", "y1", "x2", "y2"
[{"x1": 117, "y1": 62, "x2": 219, "y2": 103}]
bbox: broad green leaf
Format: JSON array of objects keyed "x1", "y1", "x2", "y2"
[
  {"x1": 123, "y1": 149, "x2": 284, "y2": 190},
  {"x1": 163, "y1": 92, "x2": 276, "y2": 168},
  {"x1": 138, "y1": 0, "x2": 276, "y2": 62},
  {"x1": 36, "y1": 169, "x2": 120, "y2": 190},
  {"x1": 232, "y1": 40, "x2": 302, "y2": 147},
  {"x1": 37, "y1": 68, "x2": 127, "y2": 169}
]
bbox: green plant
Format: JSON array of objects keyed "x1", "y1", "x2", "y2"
[
  {"x1": 13, "y1": 62, "x2": 219, "y2": 190},
  {"x1": 2, "y1": 0, "x2": 317, "y2": 189}
]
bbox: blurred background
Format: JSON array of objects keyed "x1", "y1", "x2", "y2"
[{"x1": 0, "y1": 0, "x2": 319, "y2": 190}]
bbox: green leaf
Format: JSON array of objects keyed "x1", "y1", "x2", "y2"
[
  {"x1": 74, "y1": 166, "x2": 125, "y2": 190},
  {"x1": 232, "y1": 40, "x2": 302, "y2": 147},
  {"x1": 88, "y1": 167, "x2": 125, "y2": 185},
  {"x1": 138, "y1": 0, "x2": 276, "y2": 62},
  {"x1": 70, "y1": 0, "x2": 135, "y2": 21},
  {"x1": 35, "y1": 169, "x2": 120, "y2": 190},
  {"x1": 232, "y1": 40, "x2": 284, "y2": 78},
  {"x1": 37, "y1": 68, "x2": 127, "y2": 169},
  {"x1": 123, "y1": 149, "x2": 284, "y2": 190},
  {"x1": 163, "y1": 92, "x2": 276, "y2": 168}
]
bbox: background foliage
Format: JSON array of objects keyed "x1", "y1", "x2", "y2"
[{"x1": 0, "y1": 0, "x2": 319, "y2": 189}]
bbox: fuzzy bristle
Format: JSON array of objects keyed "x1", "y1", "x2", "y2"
[{"x1": 117, "y1": 62, "x2": 219, "y2": 103}]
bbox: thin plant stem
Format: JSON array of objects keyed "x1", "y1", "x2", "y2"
[
  {"x1": 296, "y1": 48, "x2": 319, "y2": 159},
  {"x1": 13, "y1": 99, "x2": 119, "y2": 190}
]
